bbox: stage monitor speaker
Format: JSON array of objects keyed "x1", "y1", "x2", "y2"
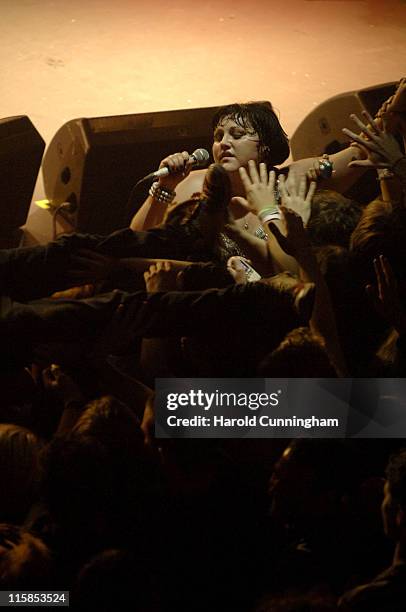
[
  {"x1": 0, "y1": 116, "x2": 45, "y2": 235},
  {"x1": 42, "y1": 106, "x2": 225, "y2": 235},
  {"x1": 290, "y1": 81, "x2": 397, "y2": 160}
]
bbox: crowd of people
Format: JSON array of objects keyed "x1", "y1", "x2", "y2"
[{"x1": 1, "y1": 78, "x2": 406, "y2": 610}]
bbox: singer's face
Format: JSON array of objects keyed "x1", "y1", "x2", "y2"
[{"x1": 212, "y1": 117, "x2": 260, "y2": 172}]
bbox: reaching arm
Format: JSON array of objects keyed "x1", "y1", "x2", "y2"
[
  {"x1": 67, "y1": 249, "x2": 198, "y2": 285},
  {"x1": 237, "y1": 161, "x2": 316, "y2": 275},
  {"x1": 288, "y1": 145, "x2": 367, "y2": 194},
  {"x1": 270, "y1": 208, "x2": 348, "y2": 376},
  {"x1": 342, "y1": 110, "x2": 406, "y2": 206},
  {"x1": 237, "y1": 161, "x2": 347, "y2": 375},
  {"x1": 268, "y1": 207, "x2": 348, "y2": 376}
]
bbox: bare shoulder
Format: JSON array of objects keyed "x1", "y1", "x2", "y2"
[{"x1": 175, "y1": 169, "x2": 206, "y2": 202}]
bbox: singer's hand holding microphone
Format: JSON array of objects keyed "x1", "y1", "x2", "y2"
[
  {"x1": 157, "y1": 151, "x2": 193, "y2": 191},
  {"x1": 149, "y1": 148, "x2": 209, "y2": 192}
]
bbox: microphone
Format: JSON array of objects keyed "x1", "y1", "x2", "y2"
[{"x1": 141, "y1": 148, "x2": 210, "y2": 182}]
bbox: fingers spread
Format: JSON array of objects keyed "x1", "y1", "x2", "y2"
[
  {"x1": 287, "y1": 168, "x2": 298, "y2": 194},
  {"x1": 350, "y1": 113, "x2": 380, "y2": 143},
  {"x1": 259, "y1": 162, "x2": 268, "y2": 184},
  {"x1": 298, "y1": 174, "x2": 306, "y2": 200},
  {"x1": 277, "y1": 174, "x2": 289, "y2": 201},
  {"x1": 361, "y1": 109, "x2": 380, "y2": 134},
  {"x1": 247, "y1": 159, "x2": 260, "y2": 183},
  {"x1": 343, "y1": 127, "x2": 380, "y2": 153},
  {"x1": 268, "y1": 170, "x2": 276, "y2": 191},
  {"x1": 239, "y1": 166, "x2": 252, "y2": 191},
  {"x1": 306, "y1": 180, "x2": 317, "y2": 204}
]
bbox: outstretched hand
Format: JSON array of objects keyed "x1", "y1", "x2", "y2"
[
  {"x1": 376, "y1": 77, "x2": 406, "y2": 137},
  {"x1": 343, "y1": 111, "x2": 404, "y2": 170},
  {"x1": 238, "y1": 160, "x2": 278, "y2": 214},
  {"x1": 279, "y1": 169, "x2": 316, "y2": 225}
]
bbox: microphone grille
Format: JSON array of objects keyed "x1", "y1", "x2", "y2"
[{"x1": 192, "y1": 148, "x2": 210, "y2": 165}]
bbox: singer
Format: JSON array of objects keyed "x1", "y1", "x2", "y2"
[
  {"x1": 130, "y1": 101, "x2": 367, "y2": 273},
  {"x1": 131, "y1": 102, "x2": 288, "y2": 240}
]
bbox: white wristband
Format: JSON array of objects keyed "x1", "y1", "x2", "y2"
[{"x1": 260, "y1": 211, "x2": 281, "y2": 224}]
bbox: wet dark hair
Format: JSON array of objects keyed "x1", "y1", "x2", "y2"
[{"x1": 211, "y1": 101, "x2": 290, "y2": 166}]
